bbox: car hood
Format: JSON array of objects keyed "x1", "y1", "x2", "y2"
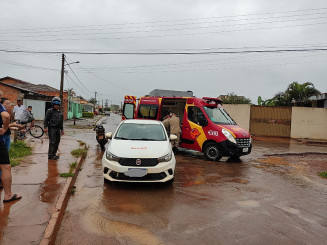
[
  {"x1": 220, "y1": 125, "x2": 251, "y2": 138},
  {"x1": 108, "y1": 140, "x2": 170, "y2": 158}
]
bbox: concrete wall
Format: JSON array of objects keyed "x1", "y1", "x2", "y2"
[
  {"x1": 291, "y1": 107, "x2": 327, "y2": 140},
  {"x1": 223, "y1": 104, "x2": 250, "y2": 132},
  {"x1": 222, "y1": 105, "x2": 327, "y2": 140}
]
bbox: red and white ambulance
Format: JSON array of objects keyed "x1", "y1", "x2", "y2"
[{"x1": 122, "y1": 95, "x2": 252, "y2": 161}]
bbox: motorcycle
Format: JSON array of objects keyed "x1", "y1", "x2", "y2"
[{"x1": 94, "y1": 124, "x2": 108, "y2": 151}]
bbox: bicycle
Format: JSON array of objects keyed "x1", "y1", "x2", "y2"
[{"x1": 17, "y1": 124, "x2": 44, "y2": 140}]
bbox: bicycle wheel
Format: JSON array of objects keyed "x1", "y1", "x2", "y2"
[{"x1": 29, "y1": 125, "x2": 44, "y2": 138}]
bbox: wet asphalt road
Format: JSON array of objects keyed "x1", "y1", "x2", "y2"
[{"x1": 55, "y1": 114, "x2": 327, "y2": 245}]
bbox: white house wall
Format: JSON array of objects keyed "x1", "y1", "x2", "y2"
[{"x1": 23, "y1": 99, "x2": 46, "y2": 120}]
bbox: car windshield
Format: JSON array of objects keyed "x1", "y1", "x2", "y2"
[
  {"x1": 115, "y1": 123, "x2": 167, "y2": 141},
  {"x1": 203, "y1": 106, "x2": 236, "y2": 125}
]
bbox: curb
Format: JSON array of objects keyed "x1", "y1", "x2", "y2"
[{"x1": 39, "y1": 155, "x2": 85, "y2": 245}]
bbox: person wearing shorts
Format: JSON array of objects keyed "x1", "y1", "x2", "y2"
[{"x1": 0, "y1": 96, "x2": 22, "y2": 203}]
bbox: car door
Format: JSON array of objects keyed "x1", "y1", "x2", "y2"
[{"x1": 180, "y1": 106, "x2": 205, "y2": 151}]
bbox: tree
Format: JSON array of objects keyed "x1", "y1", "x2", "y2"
[
  {"x1": 257, "y1": 96, "x2": 275, "y2": 106},
  {"x1": 272, "y1": 92, "x2": 291, "y2": 106},
  {"x1": 219, "y1": 93, "x2": 251, "y2": 104},
  {"x1": 66, "y1": 88, "x2": 76, "y2": 96},
  {"x1": 285, "y1": 82, "x2": 320, "y2": 106},
  {"x1": 89, "y1": 97, "x2": 97, "y2": 105},
  {"x1": 77, "y1": 95, "x2": 85, "y2": 100},
  {"x1": 258, "y1": 82, "x2": 321, "y2": 107}
]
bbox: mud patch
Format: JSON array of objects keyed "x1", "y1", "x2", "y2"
[{"x1": 255, "y1": 152, "x2": 327, "y2": 178}]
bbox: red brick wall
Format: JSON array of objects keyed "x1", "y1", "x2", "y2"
[
  {"x1": 0, "y1": 84, "x2": 21, "y2": 117},
  {"x1": 1, "y1": 78, "x2": 69, "y2": 120}
]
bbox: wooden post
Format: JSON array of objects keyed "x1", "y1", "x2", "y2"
[{"x1": 13, "y1": 128, "x2": 18, "y2": 143}]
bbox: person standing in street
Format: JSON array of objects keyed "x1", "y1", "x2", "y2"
[
  {"x1": 0, "y1": 94, "x2": 22, "y2": 203},
  {"x1": 162, "y1": 114, "x2": 171, "y2": 133},
  {"x1": 12, "y1": 99, "x2": 25, "y2": 122},
  {"x1": 0, "y1": 97, "x2": 22, "y2": 151},
  {"x1": 169, "y1": 112, "x2": 181, "y2": 151},
  {"x1": 44, "y1": 97, "x2": 64, "y2": 160}
]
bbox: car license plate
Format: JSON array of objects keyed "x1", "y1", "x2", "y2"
[
  {"x1": 242, "y1": 148, "x2": 249, "y2": 153},
  {"x1": 125, "y1": 168, "x2": 147, "y2": 177},
  {"x1": 98, "y1": 135, "x2": 104, "y2": 139}
]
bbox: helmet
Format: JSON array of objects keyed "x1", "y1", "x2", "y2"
[{"x1": 52, "y1": 96, "x2": 61, "y2": 105}]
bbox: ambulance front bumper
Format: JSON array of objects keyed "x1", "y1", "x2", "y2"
[{"x1": 218, "y1": 139, "x2": 252, "y2": 157}]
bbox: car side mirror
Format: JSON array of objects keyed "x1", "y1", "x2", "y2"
[
  {"x1": 105, "y1": 132, "x2": 113, "y2": 139},
  {"x1": 170, "y1": 134, "x2": 178, "y2": 141}
]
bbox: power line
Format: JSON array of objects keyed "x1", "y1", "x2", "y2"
[
  {"x1": 2, "y1": 7, "x2": 327, "y2": 33},
  {"x1": 2, "y1": 19, "x2": 327, "y2": 42},
  {"x1": 3, "y1": 12, "x2": 327, "y2": 38},
  {"x1": 65, "y1": 61, "x2": 93, "y2": 94},
  {"x1": 1, "y1": 47, "x2": 327, "y2": 55},
  {"x1": 0, "y1": 58, "x2": 59, "y2": 71}
]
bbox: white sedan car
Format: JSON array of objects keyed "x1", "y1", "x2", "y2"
[{"x1": 102, "y1": 119, "x2": 176, "y2": 184}]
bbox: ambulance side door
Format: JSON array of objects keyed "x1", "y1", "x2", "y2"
[
  {"x1": 180, "y1": 106, "x2": 203, "y2": 151},
  {"x1": 122, "y1": 96, "x2": 136, "y2": 120}
]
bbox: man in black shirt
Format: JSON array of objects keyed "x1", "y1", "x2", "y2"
[{"x1": 44, "y1": 97, "x2": 64, "y2": 160}]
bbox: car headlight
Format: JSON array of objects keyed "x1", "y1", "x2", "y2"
[
  {"x1": 158, "y1": 151, "x2": 172, "y2": 163},
  {"x1": 106, "y1": 151, "x2": 120, "y2": 162},
  {"x1": 222, "y1": 128, "x2": 236, "y2": 144}
]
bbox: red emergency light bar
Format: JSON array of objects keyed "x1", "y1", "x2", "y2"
[{"x1": 202, "y1": 97, "x2": 222, "y2": 107}]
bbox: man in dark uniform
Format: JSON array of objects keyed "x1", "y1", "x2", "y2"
[{"x1": 44, "y1": 97, "x2": 64, "y2": 160}]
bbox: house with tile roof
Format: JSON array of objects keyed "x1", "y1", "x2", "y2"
[{"x1": 0, "y1": 76, "x2": 71, "y2": 120}]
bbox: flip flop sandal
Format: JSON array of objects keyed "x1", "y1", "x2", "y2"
[{"x1": 3, "y1": 194, "x2": 22, "y2": 203}]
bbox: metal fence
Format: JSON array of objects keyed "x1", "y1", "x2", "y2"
[{"x1": 250, "y1": 106, "x2": 292, "y2": 137}]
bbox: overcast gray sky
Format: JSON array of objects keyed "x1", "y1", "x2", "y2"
[{"x1": 1, "y1": 0, "x2": 326, "y2": 105}]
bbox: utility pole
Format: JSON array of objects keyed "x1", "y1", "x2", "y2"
[
  {"x1": 94, "y1": 91, "x2": 97, "y2": 112},
  {"x1": 60, "y1": 54, "x2": 65, "y2": 112},
  {"x1": 102, "y1": 100, "x2": 104, "y2": 114}
]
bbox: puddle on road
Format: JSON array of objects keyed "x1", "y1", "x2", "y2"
[
  {"x1": 236, "y1": 200, "x2": 260, "y2": 208},
  {"x1": 81, "y1": 209, "x2": 163, "y2": 245}
]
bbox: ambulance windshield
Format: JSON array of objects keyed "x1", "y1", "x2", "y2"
[{"x1": 203, "y1": 106, "x2": 236, "y2": 125}]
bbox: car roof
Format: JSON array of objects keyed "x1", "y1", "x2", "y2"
[{"x1": 123, "y1": 119, "x2": 161, "y2": 125}]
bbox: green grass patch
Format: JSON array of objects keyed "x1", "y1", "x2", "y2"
[
  {"x1": 318, "y1": 171, "x2": 327, "y2": 178},
  {"x1": 68, "y1": 125, "x2": 93, "y2": 129},
  {"x1": 60, "y1": 172, "x2": 74, "y2": 178},
  {"x1": 77, "y1": 140, "x2": 86, "y2": 146},
  {"x1": 10, "y1": 159, "x2": 21, "y2": 167},
  {"x1": 9, "y1": 141, "x2": 32, "y2": 158},
  {"x1": 71, "y1": 146, "x2": 88, "y2": 158},
  {"x1": 9, "y1": 141, "x2": 32, "y2": 167},
  {"x1": 70, "y1": 186, "x2": 76, "y2": 194},
  {"x1": 70, "y1": 161, "x2": 78, "y2": 169}
]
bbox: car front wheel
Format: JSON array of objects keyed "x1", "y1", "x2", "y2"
[{"x1": 204, "y1": 143, "x2": 222, "y2": 161}]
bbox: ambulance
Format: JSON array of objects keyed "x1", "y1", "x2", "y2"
[{"x1": 122, "y1": 95, "x2": 252, "y2": 161}]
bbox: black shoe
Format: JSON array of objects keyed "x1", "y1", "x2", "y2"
[{"x1": 49, "y1": 155, "x2": 59, "y2": 160}]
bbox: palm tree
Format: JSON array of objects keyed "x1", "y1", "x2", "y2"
[
  {"x1": 272, "y1": 92, "x2": 291, "y2": 106},
  {"x1": 285, "y1": 82, "x2": 320, "y2": 106}
]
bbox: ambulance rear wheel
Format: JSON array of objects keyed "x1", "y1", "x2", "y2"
[{"x1": 204, "y1": 143, "x2": 222, "y2": 161}]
